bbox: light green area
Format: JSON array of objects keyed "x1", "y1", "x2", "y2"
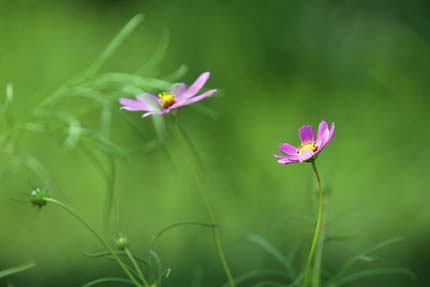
[{"x1": 0, "y1": 1, "x2": 429, "y2": 286}]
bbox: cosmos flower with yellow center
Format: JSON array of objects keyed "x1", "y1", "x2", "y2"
[
  {"x1": 118, "y1": 72, "x2": 217, "y2": 117},
  {"x1": 273, "y1": 121, "x2": 335, "y2": 164}
]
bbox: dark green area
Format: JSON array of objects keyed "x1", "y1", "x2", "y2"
[{"x1": 0, "y1": 0, "x2": 429, "y2": 286}]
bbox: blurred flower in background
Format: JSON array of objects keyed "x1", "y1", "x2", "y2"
[{"x1": 119, "y1": 72, "x2": 217, "y2": 117}]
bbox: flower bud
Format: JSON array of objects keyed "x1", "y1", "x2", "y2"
[
  {"x1": 31, "y1": 188, "x2": 47, "y2": 208},
  {"x1": 115, "y1": 234, "x2": 129, "y2": 250}
]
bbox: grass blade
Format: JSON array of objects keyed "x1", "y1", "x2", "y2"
[
  {"x1": 224, "y1": 269, "x2": 289, "y2": 287},
  {"x1": 0, "y1": 262, "x2": 35, "y2": 279},
  {"x1": 333, "y1": 237, "x2": 403, "y2": 280},
  {"x1": 330, "y1": 267, "x2": 415, "y2": 286},
  {"x1": 149, "y1": 221, "x2": 216, "y2": 252},
  {"x1": 82, "y1": 277, "x2": 133, "y2": 287},
  {"x1": 247, "y1": 234, "x2": 295, "y2": 280},
  {"x1": 81, "y1": 250, "x2": 149, "y2": 266},
  {"x1": 83, "y1": 14, "x2": 144, "y2": 80},
  {"x1": 138, "y1": 29, "x2": 169, "y2": 76}
]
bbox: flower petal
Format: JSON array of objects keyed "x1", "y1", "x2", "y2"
[
  {"x1": 173, "y1": 89, "x2": 216, "y2": 109},
  {"x1": 137, "y1": 93, "x2": 160, "y2": 106},
  {"x1": 119, "y1": 97, "x2": 152, "y2": 111},
  {"x1": 182, "y1": 72, "x2": 210, "y2": 99},
  {"x1": 182, "y1": 89, "x2": 217, "y2": 105},
  {"x1": 142, "y1": 111, "x2": 158, "y2": 117},
  {"x1": 278, "y1": 143, "x2": 298, "y2": 155},
  {"x1": 321, "y1": 122, "x2": 335, "y2": 148},
  {"x1": 297, "y1": 149, "x2": 314, "y2": 162},
  {"x1": 316, "y1": 121, "x2": 329, "y2": 148},
  {"x1": 273, "y1": 154, "x2": 299, "y2": 165},
  {"x1": 298, "y1": 125, "x2": 315, "y2": 144},
  {"x1": 173, "y1": 83, "x2": 187, "y2": 100},
  {"x1": 142, "y1": 109, "x2": 170, "y2": 118}
]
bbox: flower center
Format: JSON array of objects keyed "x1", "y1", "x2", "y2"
[
  {"x1": 159, "y1": 92, "x2": 176, "y2": 108},
  {"x1": 297, "y1": 142, "x2": 317, "y2": 154}
]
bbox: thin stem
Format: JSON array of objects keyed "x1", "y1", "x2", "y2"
[
  {"x1": 124, "y1": 247, "x2": 150, "y2": 287},
  {"x1": 311, "y1": 190, "x2": 328, "y2": 287},
  {"x1": 44, "y1": 198, "x2": 143, "y2": 287},
  {"x1": 173, "y1": 119, "x2": 236, "y2": 287},
  {"x1": 302, "y1": 161, "x2": 324, "y2": 287}
]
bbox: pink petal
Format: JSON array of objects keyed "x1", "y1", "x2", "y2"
[
  {"x1": 142, "y1": 111, "x2": 156, "y2": 117},
  {"x1": 316, "y1": 121, "x2": 329, "y2": 148},
  {"x1": 298, "y1": 125, "x2": 315, "y2": 144},
  {"x1": 173, "y1": 83, "x2": 188, "y2": 100},
  {"x1": 278, "y1": 143, "x2": 298, "y2": 155},
  {"x1": 137, "y1": 93, "x2": 160, "y2": 107},
  {"x1": 174, "y1": 89, "x2": 216, "y2": 109},
  {"x1": 297, "y1": 149, "x2": 314, "y2": 162},
  {"x1": 183, "y1": 89, "x2": 217, "y2": 105},
  {"x1": 273, "y1": 154, "x2": 299, "y2": 165},
  {"x1": 321, "y1": 122, "x2": 335, "y2": 148},
  {"x1": 119, "y1": 97, "x2": 152, "y2": 111},
  {"x1": 182, "y1": 72, "x2": 210, "y2": 99},
  {"x1": 142, "y1": 109, "x2": 170, "y2": 118}
]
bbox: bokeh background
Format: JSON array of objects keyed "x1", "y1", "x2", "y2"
[{"x1": 0, "y1": 0, "x2": 429, "y2": 286}]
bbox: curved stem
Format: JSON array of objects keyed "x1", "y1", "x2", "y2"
[
  {"x1": 124, "y1": 247, "x2": 150, "y2": 287},
  {"x1": 302, "y1": 161, "x2": 324, "y2": 287},
  {"x1": 173, "y1": 119, "x2": 236, "y2": 287},
  {"x1": 44, "y1": 198, "x2": 143, "y2": 287}
]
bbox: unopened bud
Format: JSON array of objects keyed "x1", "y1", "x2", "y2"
[
  {"x1": 31, "y1": 188, "x2": 47, "y2": 208},
  {"x1": 115, "y1": 234, "x2": 129, "y2": 250}
]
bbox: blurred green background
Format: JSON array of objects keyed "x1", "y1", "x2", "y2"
[{"x1": 0, "y1": 0, "x2": 429, "y2": 286}]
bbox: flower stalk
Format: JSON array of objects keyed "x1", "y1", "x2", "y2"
[
  {"x1": 311, "y1": 185, "x2": 328, "y2": 287},
  {"x1": 124, "y1": 247, "x2": 150, "y2": 287},
  {"x1": 173, "y1": 119, "x2": 236, "y2": 287},
  {"x1": 302, "y1": 161, "x2": 324, "y2": 287},
  {"x1": 43, "y1": 197, "x2": 144, "y2": 287}
]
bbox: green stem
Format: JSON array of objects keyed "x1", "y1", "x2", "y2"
[
  {"x1": 124, "y1": 247, "x2": 150, "y2": 287},
  {"x1": 173, "y1": 119, "x2": 236, "y2": 287},
  {"x1": 302, "y1": 161, "x2": 324, "y2": 287},
  {"x1": 44, "y1": 198, "x2": 143, "y2": 287},
  {"x1": 311, "y1": 189, "x2": 328, "y2": 287}
]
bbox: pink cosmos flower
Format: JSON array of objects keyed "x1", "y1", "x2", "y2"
[
  {"x1": 273, "y1": 121, "x2": 335, "y2": 165},
  {"x1": 118, "y1": 72, "x2": 217, "y2": 117}
]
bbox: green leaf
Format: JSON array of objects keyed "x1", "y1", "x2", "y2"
[
  {"x1": 225, "y1": 269, "x2": 289, "y2": 287},
  {"x1": 138, "y1": 29, "x2": 169, "y2": 76},
  {"x1": 81, "y1": 250, "x2": 149, "y2": 266},
  {"x1": 82, "y1": 277, "x2": 133, "y2": 287},
  {"x1": 82, "y1": 14, "x2": 144, "y2": 80},
  {"x1": 80, "y1": 128, "x2": 125, "y2": 158},
  {"x1": 0, "y1": 262, "x2": 35, "y2": 279},
  {"x1": 331, "y1": 237, "x2": 404, "y2": 281},
  {"x1": 174, "y1": 118, "x2": 206, "y2": 173},
  {"x1": 149, "y1": 250, "x2": 163, "y2": 286},
  {"x1": 251, "y1": 281, "x2": 287, "y2": 287},
  {"x1": 247, "y1": 234, "x2": 295, "y2": 280},
  {"x1": 149, "y1": 221, "x2": 216, "y2": 252},
  {"x1": 33, "y1": 110, "x2": 82, "y2": 150},
  {"x1": 92, "y1": 73, "x2": 174, "y2": 91},
  {"x1": 162, "y1": 64, "x2": 188, "y2": 82},
  {"x1": 330, "y1": 267, "x2": 415, "y2": 286}
]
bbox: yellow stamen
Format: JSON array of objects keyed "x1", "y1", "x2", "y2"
[
  {"x1": 158, "y1": 92, "x2": 176, "y2": 108},
  {"x1": 297, "y1": 142, "x2": 317, "y2": 154}
]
